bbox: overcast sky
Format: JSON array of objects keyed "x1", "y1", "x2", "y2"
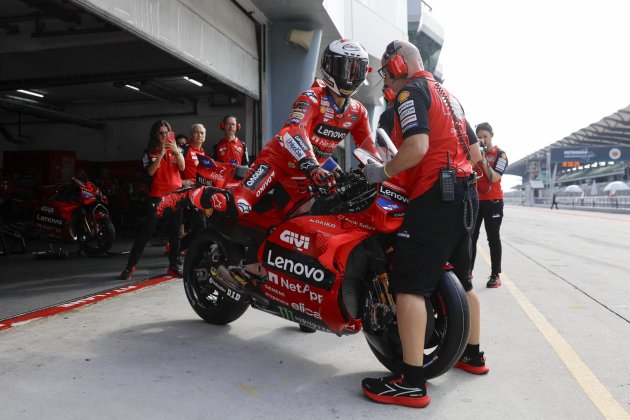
[{"x1": 432, "y1": 0, "x2": 630, "y2": 189}]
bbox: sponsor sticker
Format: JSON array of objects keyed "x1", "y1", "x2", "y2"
[
  {"x1": 243, "y1": 163, "x2": 272, "y2": 192},
  {"x1": 398, "y1": 90, "x2": 410, "y2": 102},
  {"x1": 263, "y1": 243, "x2": 334, "y2": 290},
  {"x1": 304, "y1": 90, "x2": 318, "y2": 103},
  {"x1": 237, "y1": 198, "x2": 251, "y2": 214}
]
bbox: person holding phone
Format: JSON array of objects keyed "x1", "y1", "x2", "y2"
[
  {"x1": 471, "y1": 122, "x2": 508, "y2": 288},
  {"x1": 120, "y1": 120, "x2": 185, "y2": 280}
]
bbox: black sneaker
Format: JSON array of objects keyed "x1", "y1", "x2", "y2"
[
  {"x1": 119, "y1": 266, "x2": 136, "y2": 280},
  {"x1": 486, "y1": 274, "x2": 502, "y2": 288},
  {"x1": 455, "y1": 351, "x2": 490, "y2": 375},
  {"x1": 362, "y1": 374, "x2": 430, "y2": 408},
  {"x1": 167, "y1": 265, "x2": 183, "y2": 277}
]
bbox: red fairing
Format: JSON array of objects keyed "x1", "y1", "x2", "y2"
[{"x1": 249, "y1": 173, "x2": 409, "y2": 334}]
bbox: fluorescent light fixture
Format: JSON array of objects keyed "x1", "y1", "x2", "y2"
[
  {"x1": 183, "y1": 76, "x2": 203, "y2": 87},
  {"x1": 124, "y1": 84, "x2": 140, "y2": 91},
  {"x1": 17, "y1": 89, "x2": 44, "y2": 98}
]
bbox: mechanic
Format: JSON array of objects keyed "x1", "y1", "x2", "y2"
[
  {"x1": 213, "y1": 115, "x2": 249, "y2": 166},
  {"x1": 361, "y1": 40, "x2": 488, "y2": 409}
]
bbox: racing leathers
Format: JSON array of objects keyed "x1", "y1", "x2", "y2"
[{"x1": 185, "y1": 79, "x2": 378, "y2": 217}]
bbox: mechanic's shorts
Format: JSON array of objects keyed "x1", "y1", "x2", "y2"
[{"x1": 390, "y1": 180, "x2": 476, "y2": 296}]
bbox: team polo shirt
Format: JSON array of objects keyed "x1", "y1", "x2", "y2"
[
  {"x1": 213, "y1": 137, "x2": 248, "y2": 165},
  {"x1": 180, "y1": 143, "x2": 205, "y2": 181},
  {"x1": 476, "y1": 145, "x2": 508, "y2": 200},
  {"x1": 390, "y1": 71, "x2": 474, "y2": 200},
  {"x1": 143, "y1": 148, "x2": 182, "y2": 197}
]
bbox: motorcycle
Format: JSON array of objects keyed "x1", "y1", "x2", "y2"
[
  {"x1": 183, "y1": 131, "x2": 470, "y2": 379},
  {"x1": 32, "y1": 175, "x2": 115, "y2": 256}
]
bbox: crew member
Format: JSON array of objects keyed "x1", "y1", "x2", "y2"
[
  {"x1": 471, "y1": 122, "x2": 508, "y2": 288},
  {"x1": 361, "y1": 40, "x2": 487, "y2": 409},
  {"x1": 213, "y1": 116, "x2": 249, "y2": 166}
]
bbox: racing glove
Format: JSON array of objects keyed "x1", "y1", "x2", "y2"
[
  {"x1": 300, "y1": 157, "x2": 336, "y2": 194},
  {"x1": 363, "y1": 161, "x2": 389, "y2": 184}
]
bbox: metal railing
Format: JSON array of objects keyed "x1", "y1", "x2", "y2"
[{"x1": 504, "y1": 196, "x2": 630, "y2": 210}]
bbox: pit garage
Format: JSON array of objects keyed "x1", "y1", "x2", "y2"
[{"x1": 0, "y1": 0, "x2": 260, "y2": 193}]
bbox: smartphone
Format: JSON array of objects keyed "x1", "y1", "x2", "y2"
[{"x1": 167, "y1": 131, "x2": 176, "y2": 143}]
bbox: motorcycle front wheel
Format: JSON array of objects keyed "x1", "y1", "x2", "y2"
[
  {"x1": 364, "y1": 270, "x2": 470, "y2": 379},
  {"x1": 79, "y1": 215, "x2": 115, "y2": 256},
  {"x1": 183, "y1": 229, "x2": 249, "y2": 324}
]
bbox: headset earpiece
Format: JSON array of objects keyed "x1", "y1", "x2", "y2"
[
  {"x1": 387, "y1": 54, "x2": 408, "y2": 79},
  {"x1": 383, "y1": 87, "x2": 396, "y2": 104}
]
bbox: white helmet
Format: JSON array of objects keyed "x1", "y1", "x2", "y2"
[{"x1": 321, "y1": 39, "x2": 370, "y2": 98}]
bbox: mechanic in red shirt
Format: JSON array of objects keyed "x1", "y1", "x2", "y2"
[
  {"x1": 213, "y1": 116, "x2": 249, "y2": 166},
  {"x1": 361, "y1": 40, "x2": 487, "y2": 408},
  {"x1": 120, "y1": 120, "x2": 185, "y2": 280},
  {"x1": 471, "y1": 122, "x2": 508, "y2": 288},
  {"x1": 156, "y1": 39, "x2": 378, "y2": 219}
]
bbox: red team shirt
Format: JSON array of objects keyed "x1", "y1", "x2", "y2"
[
  {"x1": 214, "y1": 138, "x2": 247, "y2": 165},
  {"x1": 181, "y1": 144, "x2": 205, "y2": 181},
  {"x1": 475, "y1": 145, "x2": 507, "y2": 200},
  {"x1": 143, "y1": 148, "x2": 182, "y2": 197},
  {"x1": 390, "y1": 71, "x2": 473, "y2": 200}
]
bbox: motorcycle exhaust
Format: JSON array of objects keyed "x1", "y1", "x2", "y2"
[{"x1": 212, "y1": 265, "x2": 270, "y2": 306}]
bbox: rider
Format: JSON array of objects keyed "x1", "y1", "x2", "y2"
[{"x1": 156, "y1": 39, "x2": 378, "y2": 219}]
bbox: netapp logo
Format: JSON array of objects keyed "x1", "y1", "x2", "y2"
[
  {"x1": 314, "y1": 124, "x2": 349, "y2": 141},
  {"x1": 244, "y1": 164, "x2": 271, "y2": 192},
  {"x1": 379, "y1": 185, "x2": 408, "y2": 205},
  {"x1": 263, "y1": 244, "x2": 334, "y2": 290},
  {"x1": 279, "y1": 230, "x2": 310, "y2": 250}
]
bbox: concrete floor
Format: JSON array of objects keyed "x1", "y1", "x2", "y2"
[{"x1": 1, "y1": 205, "x2": 629, "y2": 419}]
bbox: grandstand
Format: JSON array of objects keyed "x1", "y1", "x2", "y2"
[{"x1": 504, "y1": 105, "x2": 630, "y2": 210}]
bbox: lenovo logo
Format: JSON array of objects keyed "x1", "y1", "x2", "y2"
[{"x1": 314, "y1": 124, "x2": 349, "y2": 141}]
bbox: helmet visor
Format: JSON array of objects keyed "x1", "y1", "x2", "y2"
[{"x1": 323, "y1": 55, "x2": 368, "y2": 84}]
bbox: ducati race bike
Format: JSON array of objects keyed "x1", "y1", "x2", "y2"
[
  {"x1": 32, "y1": 175, "x2": 115, "y2": 256},
  {"x1": 182, "y1": 132, "x2": 470, "y2": 378}
]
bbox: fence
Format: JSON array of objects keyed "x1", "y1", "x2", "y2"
[{"x1": 504, "y1": 195, "x2": 630, "y2": 210}]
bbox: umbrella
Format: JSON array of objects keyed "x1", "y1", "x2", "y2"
[
  {"x1": 564, "y1": 185, "x2": 583, "y2": 193},
  {"x1": 589, "y1": 180, "x2": 598, "y2": 196},
  {"x1": 603, "y1": 181, "x2": 630, "y2": 192}
]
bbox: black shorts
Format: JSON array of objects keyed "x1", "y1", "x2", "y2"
[{"x1": 391, "y1": 180, "x2": 476, "y2": 296}]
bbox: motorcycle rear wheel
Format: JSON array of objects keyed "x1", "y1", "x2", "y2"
[
  {"x1": 364, "y1": 270, "x2": 470, "y2": 379},
  {"x1": 183, "y1": 229, "x2": 249, "y2": 324}
]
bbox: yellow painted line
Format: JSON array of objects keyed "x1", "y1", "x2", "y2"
[{"x1": 478, "y1": 247, "x2": 629, "y2": 419}]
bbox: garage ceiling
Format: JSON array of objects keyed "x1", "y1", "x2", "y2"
[{"x1": 0, "y1": 0, "x2": 243, "y2": 137}]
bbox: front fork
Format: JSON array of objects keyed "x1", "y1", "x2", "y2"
[{"x1": 363, "y1": 272, "x2": 397, "y2": 334}]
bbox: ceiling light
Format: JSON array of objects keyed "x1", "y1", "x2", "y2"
[
  {"x1": 17, "y1": 89, "x2": 44, "y2": 98},
  {"x1": 124, "y1": 84, "x2": 140, "y2": 91},
  {"x1": 183, "y1": 76, "x2": 203, "y2": 87}
]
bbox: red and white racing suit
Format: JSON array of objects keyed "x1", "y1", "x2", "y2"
[{"x1": 191, "y1": 79, "x2": 378, "y2": 216}]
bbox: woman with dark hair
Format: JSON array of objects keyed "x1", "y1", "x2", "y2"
[
  {"x1": 120, "y1": 120, "x2": 185, "y2": 280},
  {"x1": 471, "y1": 122, "x2": 508, "y2": 288}
]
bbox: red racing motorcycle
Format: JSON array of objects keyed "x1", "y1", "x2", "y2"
[
  {"x1": 33, "y1": 175, "x2": 115, "y2": 256},
  {"x1": 183, "y1": 134, "x2": 470, "y2": 378}
]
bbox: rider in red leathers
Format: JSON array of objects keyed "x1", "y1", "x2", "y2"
[{"x1": 156, "y1": 39, "x2": 378, "y2": 218}]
